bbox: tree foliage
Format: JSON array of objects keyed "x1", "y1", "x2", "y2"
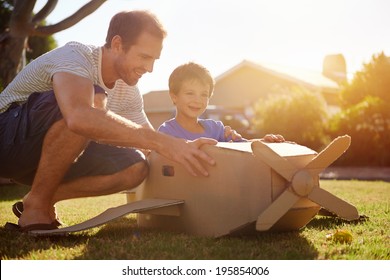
[
  {"x1": 26, "y1": 33, "x2": 57, "y2": 63},
  {"x1": 340, "y1": 52, "x2": 390, "y2": 106},
  {"x1": 0, "y1": 1, "x2": 57, "y2": 68},
  {"x1": 0, "y1": 0, "x2": 106, "y2": 88},
  {"x1": 253, "y1": 86, "x2": 329, "y2": 150},
  {"x1": 328, "y1": 52, "x2": 390, "y2": 166}
]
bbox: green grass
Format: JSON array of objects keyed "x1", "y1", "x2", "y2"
[{"x1": 0, "y1": 180, "x2": 389, "y2": 260}]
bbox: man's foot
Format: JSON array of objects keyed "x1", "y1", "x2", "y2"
[{"x1": 12, "y1": 201, "x2": 64, "y2": 226}]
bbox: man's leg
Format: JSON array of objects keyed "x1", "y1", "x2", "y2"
[
  {"x1": 19, "y1": 119, "x2": 89, "y2": 227},
  {"x1": 19, "y1": 89, "x2": 148, "y2": 228},
  {"x1": 20, "y1": 120, "x2": 148, "y2": 227},
  {"x1": 52, "y1": 160, "x2": 148, "y2": 202}
]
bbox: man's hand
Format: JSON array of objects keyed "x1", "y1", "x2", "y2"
[
  {"x1": 224, "y1": 126, "x2": 243, "y2": 142},
  {"x1": 160, "y1": 137, "x2": 217, "y2": 177}
]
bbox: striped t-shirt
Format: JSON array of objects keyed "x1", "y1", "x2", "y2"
[{"x1": 0, "y1": 41, "x2": 148, "y2": 125}]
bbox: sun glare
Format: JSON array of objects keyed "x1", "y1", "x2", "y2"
[{"x1": 32, "y1": 0, "x2": 389, "y2": 93}]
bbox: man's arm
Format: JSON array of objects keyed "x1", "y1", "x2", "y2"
[{"x1": 53, "y1": 72, "x2": 216, "y2": 176}]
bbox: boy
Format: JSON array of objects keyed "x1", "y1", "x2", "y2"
[{"x1": 158, "y1": 62, "x2": 284, "y2": 143}]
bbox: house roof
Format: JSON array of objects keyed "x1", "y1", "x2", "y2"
[{"x1": 215, "y1": 60, "x2": 340, "y2": 92}]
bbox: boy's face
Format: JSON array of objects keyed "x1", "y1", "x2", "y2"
[{"x1": 170, "y1": 79, "x2": 211, "y2": 120}]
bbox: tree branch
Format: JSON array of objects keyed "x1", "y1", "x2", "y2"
[
  {"x1": 9, "y1": 0, "x2": 36, "y2": 36},
  {"x1": 32, "y1": 0, "x2": 58, "y2": 24},
  {"x1": 32, "y1": 0, "x2": 107, "y2": 36}
]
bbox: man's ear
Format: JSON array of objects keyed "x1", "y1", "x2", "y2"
[{"x1": 111, "y1": 35, "x2": 123, "y2": 53}]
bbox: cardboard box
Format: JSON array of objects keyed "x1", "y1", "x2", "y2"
[{"x1": 134, "y1": 141, "x2": 325, "y2": 237}]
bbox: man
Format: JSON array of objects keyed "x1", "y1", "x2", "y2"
[{"x1": 0, "y1": 11, "x2": 217, "y2": 232}]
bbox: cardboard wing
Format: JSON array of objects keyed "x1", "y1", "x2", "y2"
[{"x1": 29, "y1": 199, "x2": 184, "y2": 236}]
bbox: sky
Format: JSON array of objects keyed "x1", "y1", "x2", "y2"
[{"x1": 34, "y1": 0, "x2": 390, "y2": 94}]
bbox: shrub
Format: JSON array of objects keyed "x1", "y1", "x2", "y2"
[
  {"x1": 328, "y1": 96, "x2": 390, "y2": 166},
  {"x1": 328, "y1": 52, "x2": 390, "y2": 166},
  {"x1": 253, "y1": 86, "x2": 329, "y2": 150}
]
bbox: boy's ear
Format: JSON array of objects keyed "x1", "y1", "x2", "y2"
[{"x1": 169, "y1": 91, "x2": 177, "y2": 105}]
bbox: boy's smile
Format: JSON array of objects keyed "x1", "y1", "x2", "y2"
[{"x1": 171, "y1": 79, "x2": 211, "y2": 121}]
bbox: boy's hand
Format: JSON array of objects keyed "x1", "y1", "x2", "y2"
[
  {"x1": 224, "y1": 126, "x2": 243, "y2": 141},
  {"x1": 261, "y1": 134, "x2": 285, "y2": 143}
]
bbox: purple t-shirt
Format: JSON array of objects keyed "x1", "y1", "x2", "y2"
[{"x1": 158, "y1": 118, "x2": 239, "y2": 142}]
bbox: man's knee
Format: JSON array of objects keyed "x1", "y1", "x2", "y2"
[
  {"x1": 121, "y1": 159, "x2": 149, "y2": 188},
  {"x1": 121, "y1": 149, "x2": 149, "y2": 184},
  {"x1": 133, "y1": 160, "x2": 149, "y2": 182}
]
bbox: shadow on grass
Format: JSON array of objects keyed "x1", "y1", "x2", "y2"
[
  {"x1": 0, "y1": 227, "x2": 90, "y2": 259},
  {"x1": 73, "y1": 217, "x2": 319, "y2": 260},
  {"x1": 5, "y1": 214, "x2": 360, "y2": 259},
  {"x1": 306, "y1": 214, "x2": 369, "y2": 230},
  {"x1": 2, "y1": 184, "x2": 359, "y2": 260},
  {"x1": 2, "y1": 211, "x2": 369, "y2": 260},
  {"x1": 0, "y1": 201, "x2": 323, "y2": 260}
]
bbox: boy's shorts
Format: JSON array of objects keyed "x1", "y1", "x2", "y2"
[{"x1": 0, "y1": 88, "x2": 146, "y2": 185}]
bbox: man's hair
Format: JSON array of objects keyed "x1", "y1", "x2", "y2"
[
  {"x1": 169, "y1": 62, "x2": 215, "y2": 97},
  {"x1": 105, "y1": 10, "x2": 167, "y2": 51}
]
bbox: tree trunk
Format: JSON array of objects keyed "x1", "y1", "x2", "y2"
[
  {"x1": 0, "y1": 0, "x2": 106, "y2": 89},
  {"x1": 0, "y1": 34, "x2": 27, "y2": 88}
]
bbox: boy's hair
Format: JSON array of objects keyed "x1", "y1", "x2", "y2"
[
  {"x1": 169, "y1": 62, "x2": 215, "y2": 96},
  {"x1": 104, "y1": 10, "x2": 167, "y2": 52}
]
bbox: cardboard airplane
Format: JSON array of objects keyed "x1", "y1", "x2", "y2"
[{"x1": 30, "y1": 135, "x2": 359, "y2": 236}]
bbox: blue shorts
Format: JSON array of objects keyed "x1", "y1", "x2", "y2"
[{"x1": 0, "y1": 89, "x2": 146, "y2": 185}]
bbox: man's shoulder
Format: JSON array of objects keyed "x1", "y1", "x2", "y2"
[
  {"x1": 63, "y1": 41, "x2": 99, "y2": 53},
  {"x1": 52, "y1": 41, "x2": 99, "y2": 65},
  {"x1": 40, "y1": 41, "x2": 99, "y2": 68}
]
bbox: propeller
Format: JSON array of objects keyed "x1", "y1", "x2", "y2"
[{"x1": 252, "y1": 135, "x2": 359, "y2": 231}]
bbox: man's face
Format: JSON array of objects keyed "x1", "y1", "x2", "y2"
[{"x1": 115, "y1": 32, "x2": 163, "y2": 86}]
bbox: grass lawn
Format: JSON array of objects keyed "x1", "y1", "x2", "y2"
[{"x1": 0, "y1": 180, "x2": 389, "y2": 260}]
